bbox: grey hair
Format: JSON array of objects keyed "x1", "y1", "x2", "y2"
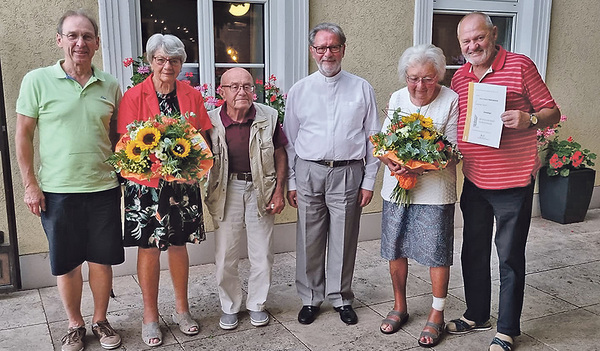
[
  {"x1": 308, "y1": 22, "x2": 346, "y2": 46},
  {"x1": 457, "y1": 12, "x2": 494, "y2": 35},
  {"x1": 57, "y1": 9, "x2": 98, "y2": 36},
  {"x1": 146, "y1": 33, "x2": 187, "y2": 63},
  {"x1": 397, "y1": 44, "x2": 446, "y2": 83}
]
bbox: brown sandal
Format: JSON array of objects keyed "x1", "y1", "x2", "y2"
[
  {"x1": 380, "y1": 310, "x2": 409, "y2": 334},
  {"x1": 418, "y1": 321, "x2": 444, "y2": 348}
]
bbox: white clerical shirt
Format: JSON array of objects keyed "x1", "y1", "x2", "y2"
[{"x1": 283, "y1": 70, "x2": 381, "y2": 191}]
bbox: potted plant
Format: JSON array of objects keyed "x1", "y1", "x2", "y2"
[{"x1": 537, "y1": 116, "x2": 597, "y2": 224}]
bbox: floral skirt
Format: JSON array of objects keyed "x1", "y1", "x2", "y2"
[{"x1": 123, "y1": 180, "x2": 206, "y2": 250}]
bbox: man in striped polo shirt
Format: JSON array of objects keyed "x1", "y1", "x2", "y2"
[{"x1": 445, "y1": 12, "x2": 560, "y2": 351}]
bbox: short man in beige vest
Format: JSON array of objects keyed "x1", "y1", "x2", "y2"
[{"x1": 205, "y1": 67, "x2": 288, "y2": 330}]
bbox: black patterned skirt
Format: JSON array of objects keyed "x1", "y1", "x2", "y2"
[{"x1": 123, "y1": 179, "x2": 206, "y2": 250}]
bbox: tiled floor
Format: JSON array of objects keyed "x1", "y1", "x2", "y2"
[{"x1": 1, "y1": 210, "x2": 600, "y2": 350}]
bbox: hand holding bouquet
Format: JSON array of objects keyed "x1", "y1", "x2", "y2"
[
  {"x1": 107, "y1": 113, "x2": 213, "y2": 187},
  {"x1": 370, "y1": 108, "x2": 461, "y2": 206}
]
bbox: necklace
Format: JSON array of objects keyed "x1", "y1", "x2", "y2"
[{"x1": 415, "y1": 103, "x2": 431, "y2": 116}]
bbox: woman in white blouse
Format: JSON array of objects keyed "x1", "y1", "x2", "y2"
[{"x1": 377, "y1": 44, "x2": 459, "y2": 348}]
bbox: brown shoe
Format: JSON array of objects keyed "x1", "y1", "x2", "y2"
[
  {"x1": 92, "y1": 320, "x2": 122, "y2": 350},
  {"x1": 61, "y1": 326, "x2": 86, "y2": 351}
]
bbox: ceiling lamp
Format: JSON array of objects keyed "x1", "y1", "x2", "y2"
[{"x1": 229, "y1": 3, "x2": 250, "y2": 17}]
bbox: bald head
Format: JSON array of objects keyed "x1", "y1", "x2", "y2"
[
  {"x1": 457, "y1": 12, "x2": 494, "y2": 37},
  {"x1": 221, "y1": 67, "x2": 253, "y2": 86},
  {"x1": 220, "y1": 68, "x2": 255, "y2": 119}
]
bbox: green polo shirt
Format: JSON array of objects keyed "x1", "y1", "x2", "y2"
[{"x1": 16, "y1": 60, "x2": 122, "y2": 193}]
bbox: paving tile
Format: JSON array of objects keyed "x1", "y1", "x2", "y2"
[
  {"x1": 262, "y1": 281, "x2": 304, "y2": 323},
  {"x1": 39, "y1": 274, "x2": 142, "y2": 324},
  {"x1": 238, "y1": 252, "x2": 298, "y2": 291},
  {"x1": 353, "y1": 264, "x2": 433, "y2": 306},
  {"x1": 48, "y1": 308, "x2": 178, "y2": 351},
  {"x1": 520, "y1": 284, "x2": 579, "y2": 321},
  {"x1": 369, "y1": 293, "x2": 472, "y2": 346},
  {"x1": 584, "y1": 303, "x2": 600, "y2": 316},
  {"x1": 6, "y1": 208, "x2": 600, "y2": 350},
  {"x1": 522, "y1": 308, "x2": 600, "y2": 351},
  {"x1": 526, "y1": 231, "x2": 597, "y2": 273},
  {"x1": 525, "y1": 262, "x2": 600, "y2": 307},
  {"x1": 181, "y1": 323, "x2": 309, "y2": 350},
  {"x1": 0, "y1": 289, "x2": 46, "y2": 329},
  {"x1": 281, "y1": 306, "x2": 416, "y2": 351},
  {"x1": 0, "y1": 323, "x2": 53, "y2": 351},
  {"x1": 432, "y1": 331, "x2": 555, "y2": 351}
]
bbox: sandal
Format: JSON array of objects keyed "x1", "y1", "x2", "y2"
[
  {"x1": 490, "y1": 336, "x2": 513, "y2": 351},
  {"x1": 380, "y1": 310, "x2": 409, "y2": 334},
  {"x1": 418, "y1": 321, "x2": 444, "y2": 348},
  {"x1": 172, "y1": 311, "x2": 200, "y2": 335},
  {"x1": 141, "y1": 321, "x2": 163, "y2": 347},
  {"x1": 446, "y1": 318, "x2": 491, "y2": 334}
]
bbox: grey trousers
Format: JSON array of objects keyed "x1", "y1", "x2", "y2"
[{"x1": 294, "y1": 158, "x2": 364, "y2": 307}]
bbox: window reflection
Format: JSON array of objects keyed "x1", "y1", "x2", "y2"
[
  {"x1": 213, "y1": 2, "x2": 264, "y2": 64},
  {"x1": 140, "y1": 0, "x2": 199, "y2": 63},
  {"x1": 432, "y1": 13, "x2": 513, "y2": 86}
]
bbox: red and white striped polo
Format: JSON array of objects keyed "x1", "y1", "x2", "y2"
[{"x1": 451, "y1": 46, "x2": 557, "y2": 190}]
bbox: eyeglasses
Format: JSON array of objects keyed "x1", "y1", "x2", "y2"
[
  {"x1": 221, "y1": 84, "x2": 255, "y2": 93},
  {"x1": 152, "y1": 56, "x2": 183, "y2": 66},
  {"x1": 311, "y1": 45, "x2": 344, "y2": 54},
  {"x1": 406, "y1": 76, "x2": 437, "y2": 85},
  {"x1": 59, "y1": 33, "x2": 96, "y2": 43}
]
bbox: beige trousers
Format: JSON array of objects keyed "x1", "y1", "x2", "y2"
[{"x1": 214, "y1": 179, "x2": 275, "y2": 313}]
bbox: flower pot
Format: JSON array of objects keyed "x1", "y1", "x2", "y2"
[{"x1": 538, "y1": 166, "x2": 596, "y2": 224}]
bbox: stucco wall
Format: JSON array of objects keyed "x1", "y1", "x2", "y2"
[
  {"x1": 308, "y1": 0, "x2": 415, "y2": 215},
  {"x1": 545, "y1": 0, "x2": 600, "y2": 173}
]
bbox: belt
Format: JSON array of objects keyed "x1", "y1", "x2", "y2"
[
  {"x1": 311, "y1": 159, "x2": 362, "y2": 167},
  {"x1": 230, "y1": 172, "x2": 252, "y2": 181}
]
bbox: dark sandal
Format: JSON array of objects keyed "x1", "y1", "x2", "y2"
[
  {"x1": 418, "y1": 321, "x2": 444, "y2": 348},
  {"x1": 490, "y1": 336, "x2": 513, "y2": 351},
  {"x1": 380, "y1": 310, "x2": 409, "y2": 334},
  {"x1": 446, "y1": 318, "x2": 492, "y2": 334}
]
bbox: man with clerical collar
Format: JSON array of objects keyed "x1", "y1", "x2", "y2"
[{"x1": 283, "y1": 22, "x2": 380, "y2": 326}]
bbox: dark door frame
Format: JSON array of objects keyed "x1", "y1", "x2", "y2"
[{"x1": 0, "y1": 58, "x2": 22, "y2": 292}]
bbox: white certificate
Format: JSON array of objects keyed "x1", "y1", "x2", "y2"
[{"x1": 462, "y1": 82, "x2": 506, "y2": 148}]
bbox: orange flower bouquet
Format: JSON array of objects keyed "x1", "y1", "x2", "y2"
[
  {"x1": 370, "y1": 108, "x2": 461, "y2": 206},
  {"x1": 107, "y1": 113, "x2": 213, "y2": 188}
]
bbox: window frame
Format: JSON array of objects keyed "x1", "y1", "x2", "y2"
[
  {"x1": 413, "y1": 0, "x2": 553, "y2": 80},
  {"x1": 97, "y1": 0, "x2": 308, "y2": 94}
]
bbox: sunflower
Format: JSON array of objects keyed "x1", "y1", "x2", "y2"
[
  {"x1": 136, "y1": 126, "x2": 161, "y2": 150},
  {"x1": 420, "y1": 117, "x2": 433, "y2": 129},
  {"x1": 421, "y1": 130, "x2": 434, "y2": 140},
  {"x1": 171, "y1": 138, "x2": 191, "y2": 158},
  {"x1": 125, "y1": 140, "x2": 144, "y2": 161},
  {"x1": 402, "y1": 113, "x2": 419, "y2": 124}
]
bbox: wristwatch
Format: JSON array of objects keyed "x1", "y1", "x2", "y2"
[{"x1": 529, "y1": 113, "x2": 538, "y2": 128}]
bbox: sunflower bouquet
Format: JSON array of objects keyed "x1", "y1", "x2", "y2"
[
  {"x1": 370, "y1": 108, "x2": 461, "y2": 206},
  {"x1": 107, "y1": 113, "x2": 213, "y2": 187}
]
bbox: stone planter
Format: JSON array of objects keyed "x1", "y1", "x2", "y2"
[{"x1": 538, "y1": 166, "x2": 596, "y2": 224}]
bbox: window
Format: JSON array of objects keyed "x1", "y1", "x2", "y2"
[
  {"x1": 98, "y1": 0, "x2": 308, "y2": 95},
  {"x1": 432, "y1": 13, "x2": 514, "y2": 86},
  {"x1": 414, "y1": 0, "x2": 552, "y2": 81}
]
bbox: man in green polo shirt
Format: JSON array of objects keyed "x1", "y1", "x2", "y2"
[{"x1": 15, "y1": 9, "x2": 123, "y2": 351}]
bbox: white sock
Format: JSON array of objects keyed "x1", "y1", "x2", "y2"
[{"x1": 432, "y1": 296, "x2": 446, "y2": 311}]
